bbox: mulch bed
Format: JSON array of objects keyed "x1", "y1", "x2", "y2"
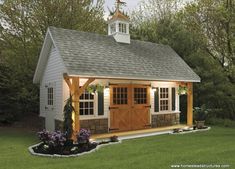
[{"x1": 33, "y1": 142, "x2": 98, "y2": 155}]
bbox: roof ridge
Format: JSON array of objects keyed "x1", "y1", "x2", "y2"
[{"x1": 48, "y1": 26, "x2": 168, "y2": 47}]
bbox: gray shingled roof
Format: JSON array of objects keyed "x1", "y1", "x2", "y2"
[{"x1": 49, "y1": 27, "x2": 200, "y2": 82}]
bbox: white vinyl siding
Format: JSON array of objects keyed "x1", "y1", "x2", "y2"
[
  {"x1": 40, "y1": 46, "x2": 66, "y2": 125},
  {"x1": 150, "y1": 82, "x2": 180, "y2": 114},
  {"x1": 63, "y1": 79, "x2": 107, "y2": 120}
]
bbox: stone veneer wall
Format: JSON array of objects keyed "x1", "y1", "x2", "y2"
[
  {"x1": 80, "y1": 118, "x2": 108, "y2": 134},
  {"x1": 55, "y1": 119, "x2": 63, "y2": 131},
  {"x1": 151, "y1": 113, "x2": 180, "y2": 127},
  {"x1": 54, "y1": 119, "x2": 108, "y2": 134},
  {"x1": 38, "y1": 117, "x2": 45, "y2": 130}
]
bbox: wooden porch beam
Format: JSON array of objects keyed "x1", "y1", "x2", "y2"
[
  {"x1": 187, "y1": 82, "x2": 193, "y2": 126},
  {"x1": 77, "y1": 78, "x2": 95, "y2": 97}
]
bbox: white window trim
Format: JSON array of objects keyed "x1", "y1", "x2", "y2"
[
  {"x1": 45, "y1": 82, "x2": 56, "y2": 111},
  {"x1": 159, "y1": 87, "x2": 171, "y2": 112},
  {"x1": 79, "y1": 92, "x2": 106, "y2": 120},
  {"x1": 119, "y1": 23, "x2": 127, "y2": 34},
  {"x1": 79, "y1": 91, "x2": 96, "y2": 117},
  {"x1": 110, "y1": 23, "x2": 116, "y2": 35},
  {"x1": 151, "y1": 83, "x2": 180, "y2": 114}
]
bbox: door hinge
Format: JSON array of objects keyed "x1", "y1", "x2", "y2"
[
  {"x1": 145, "y1": 105, "x2": 151, "y2": 108},
  {"x1": 109, "y1": 128, "x2": 119, "y2": 131},
  {"x1": 144, "y1": 124, "x2": 152, "y2": 127}
]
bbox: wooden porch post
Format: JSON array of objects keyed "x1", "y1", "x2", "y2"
[
  {"x1": 71, "y1": 77, "x2": 80, "y2": 139},
  {"x1": 63, "y1": 73, "x2": 95, "y2": 140},
  {"x1": 187, "y1": 82, "x2": 193, "y2": 126}
]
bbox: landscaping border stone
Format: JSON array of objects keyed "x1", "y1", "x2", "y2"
[
  {"x1": 170, "y1": 126, "x2": 211, "y2": 135},
  {"x1": 28, "y1": 140, "x2": 122, "y2": 158}
]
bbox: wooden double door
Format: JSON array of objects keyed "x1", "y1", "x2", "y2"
[{"x1": 110, "y1": 84, "x2": 151, "y2": 132}]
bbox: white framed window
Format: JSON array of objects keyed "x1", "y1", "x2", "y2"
[
  {"x1": 110, "y1": 23, "x2": 116, "y2": 34},
  {"x1": 45, "y1": 82, "x2": 56, "y2": 110},
  {"x1": 119, "y1": 23, "x2": 127, "y2": 33},
  {"x1": 47, "y1": 87, "x2": 54, "y2": 105},
  {"x1": 79, "y1": 90, "x2": 94, "y2": 116},
  {"x1": 159, "y1": 88, "x2": 169, "y2": 111}
]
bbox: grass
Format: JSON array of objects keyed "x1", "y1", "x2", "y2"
[{"x1": 0, "y1": 126, "x2": 234, "y2": 169}]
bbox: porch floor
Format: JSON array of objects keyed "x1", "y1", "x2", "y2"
[{"x1": 91, "y1": 124, "x2": 188, "y2": 141}]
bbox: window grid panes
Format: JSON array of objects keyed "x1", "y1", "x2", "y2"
[
  {"x1": 79, "y1": 90, "x2": 94, "y2": 116},
  {"x1": 113, "y1": 87, "x2": 128, "y2": 105},
  {"x1": 47, "y1": 87, "x2": 53, "y2": 105},
  {"x1": 160, "y1": 88, "x2": 169, "y2": 111},
  {"x1": 119, "y1": 23, "x2": 127, "y2": 33},
  {"x1": 134, "y1": 88, "x2": 147, "y2": 104}
]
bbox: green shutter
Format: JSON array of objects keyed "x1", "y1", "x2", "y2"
[
  {"x1": 172, "y1": 87, "x2": 176, "y2": 111},
  {"x1": 154, "y1": 88, "x2": 159, "y2": 112},
  {"x1": 98, "y1": 90, "x2": 104, "y2": 116}
]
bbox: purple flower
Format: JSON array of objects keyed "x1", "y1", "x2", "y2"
[
  {"x1": 76, "y1": 128, "x2": 91, "y2": 144},
  {"x1": 37, "y1": 130, "x2": 67, "y2": 148}
]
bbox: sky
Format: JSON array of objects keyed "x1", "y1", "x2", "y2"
[
  {"x1": 103, "y1": 0, "x2": 194, "y2": 19},
  {"x1": 104, "y1": 0, "x2": 142, "y2": 19}
]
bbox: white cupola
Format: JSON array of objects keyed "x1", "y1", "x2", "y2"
[{"x1": 107, "y1": 1, "x2": 130, "y2": 44}]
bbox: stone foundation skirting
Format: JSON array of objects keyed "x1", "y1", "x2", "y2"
[
  {"x1": 80, "y1": 118, "x2": 108, "y2": 134},
  {"x1": 39, "y1": 116, "x2": 45, "y2": 130},
  {"x1": 151, "y1": 113, "x2": 180, "y2": 127},
  {"x1": 55, "y1": 119, "x2": 63, "y2": 131},
  {"x1": 54, "y1": 119, "x2": 108, "y2": 134}
]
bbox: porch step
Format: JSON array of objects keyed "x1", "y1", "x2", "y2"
[
  {"x1": 91, "y1": 124, "x2": 187, "y2": 141},
  {"x1": 118, "y1": 130, "x2": 172, "y2": 141}
]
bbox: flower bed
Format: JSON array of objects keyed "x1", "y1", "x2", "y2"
[{"x1": 29, "y1": 129, "x2": 120, "y2": 157}]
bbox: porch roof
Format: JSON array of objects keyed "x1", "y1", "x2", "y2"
[{"x1": 49, "y1": 27, "x2": 200, "y2": 82}]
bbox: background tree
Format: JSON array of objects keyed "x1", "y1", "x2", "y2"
[
  {"x1": 131, "y1": 0, "x2": 235, "y2": 121},
  {"x1": 181, "y1": 0, "x2": 235, "y2": 82},
  {"x1": 0, "y1": 0, "x2": 106, "y2": 123}
]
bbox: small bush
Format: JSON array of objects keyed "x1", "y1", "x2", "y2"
[
  {"x1": 110, "y1": 135, "x2": 119, "y2": 142},
  {"x1": 193, "y1": 105, "x2": 208, "y2": 121},
  {"x1": 35, "y1": 129, "x2": 98, "y2": 155},
  {"x1": 0, "y1": 112, "x2": 15, "y2": 125},
  {"x1": 37, "y1": 130, "x2": 67, "y2": 147}
]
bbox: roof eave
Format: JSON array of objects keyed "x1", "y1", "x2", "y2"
[
  {"x1": 33, "y1": 29, "x2": 52, "y2": 84},
  {"x1": 67, "y1": 74, "x2": 201, "y2": 83}
]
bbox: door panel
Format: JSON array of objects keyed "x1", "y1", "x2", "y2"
[
  {"x1": 131, "y1": 108, "x2": 150, "y2": 130},
  {"x1": 110, "y1": 85, "x2": 131, "y2": 132},
  {"x1": 110, "y1": 109, "x2": 131, "y2": 131},
  {"x1": 131, "y1": 86, "x2": 150, "y2": 130},
  {"x1": 110, "y1": 84, "x2": 150, "y2": 132}
]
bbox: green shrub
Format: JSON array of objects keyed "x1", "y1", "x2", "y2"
[
  {"x1": 0, "y1": 112, "x2": 16, "y2": 125},
  {"x1": 193, "y1": 105, "x2": 208, "y2": 121},
  {"x1": 206, "y1": 117, "x2": 235, "y2": 128},
  {"x1": 63, "y1": 95, "x2": 74, "y2": 138}
]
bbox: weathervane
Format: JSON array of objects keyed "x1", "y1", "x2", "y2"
[
  {"x1": 116, "y1": 0, "x2": 126, "y2": 11},
  {"x1": 108, "y1": 0, "x2": 127, "y2": 17}
]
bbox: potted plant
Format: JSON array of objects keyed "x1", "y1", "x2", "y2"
[
  {"x1": 86, "y1": 84, "x2": 104, "y2": 94},
  {"x1": 177, "y1": 85, "x2": 188, "y2": 95},
  {"x1": 194, "y1": 105, "x2": 208, "y2": 129}
]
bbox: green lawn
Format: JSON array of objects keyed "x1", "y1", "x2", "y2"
[{"x1": 0, "y1": 127, "x2": 234, "y2": 169}]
